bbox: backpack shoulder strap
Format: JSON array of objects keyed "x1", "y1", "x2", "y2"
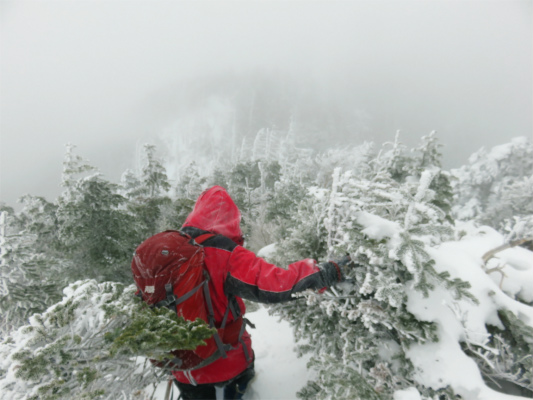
[
  {"x1": 194, "y1": 233, "x2": 216, "y2": 245},
  {"x1": 182, "y1": 227, "x2": 238, "y2": 252}
]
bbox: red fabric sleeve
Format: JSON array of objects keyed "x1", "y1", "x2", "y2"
[{"x1": 224, "y1": 246, "x2": 325, "y2": 303}]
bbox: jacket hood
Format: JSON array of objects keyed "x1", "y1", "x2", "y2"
[{"x1": 182, "y1": 186, "x2": 244, "y2": 245}]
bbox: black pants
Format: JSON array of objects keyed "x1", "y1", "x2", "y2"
[{"x1": 175, "y1": 364, "x2": 255, "y2": 400}]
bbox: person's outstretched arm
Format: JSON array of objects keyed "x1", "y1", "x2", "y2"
[{"x1": 224, "y1": 246, "x2": 343, "y2": 303}]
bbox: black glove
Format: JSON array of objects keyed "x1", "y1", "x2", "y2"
[{"x1": 319, "y1": 261, "x2": 345, "y2": 287}]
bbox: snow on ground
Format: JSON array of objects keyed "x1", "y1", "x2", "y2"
[
  {"x1": 243, "y1": 306, "x2": 315, "y2": 400},
  {"x1": 404, "y1": 225, "x2": 533, "y2": 400},
  {"x1": 152, "y1": 305, "x2": 312, "y2": 400}
]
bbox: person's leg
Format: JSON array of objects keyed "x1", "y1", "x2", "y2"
[
  {"x1": 223, "y1": 365, "x2": 255, "y2": 400},
  {"x1": 174, "y1": 380, "x2": 217, "y2": 400}
]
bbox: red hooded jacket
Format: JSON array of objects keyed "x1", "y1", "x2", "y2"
[{"x1": 174, "y1": 186, "x2": 326, "y2": 385}]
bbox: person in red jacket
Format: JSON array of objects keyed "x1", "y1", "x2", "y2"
[{"x1": 174, "y1": 186, "x2": 345, "y2": 400}]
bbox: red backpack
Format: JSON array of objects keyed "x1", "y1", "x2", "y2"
[{"x1": 131, "y1": 230, "x2": 245, "y2": 373}]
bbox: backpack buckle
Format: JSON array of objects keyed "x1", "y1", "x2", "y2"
[
  {"x1": 166, "y1": 294, "x2": 178, "y2": 303},
  {"x1": 163, "y1": 283, "x2": 177, "y2": 312}
]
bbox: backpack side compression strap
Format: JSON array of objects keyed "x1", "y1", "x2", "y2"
[
  {"x1": 201, "y1": 275, "x2": 230, "y2": 359},
  {"x1": 154, "y1": 281, "x2": 206, "y2": 311}
]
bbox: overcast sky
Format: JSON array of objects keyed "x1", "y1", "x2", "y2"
[{"x1": 0, "y1": 0, "x2": 531, "y2": 207}]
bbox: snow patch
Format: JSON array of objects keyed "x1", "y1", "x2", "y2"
[
  {"x1": 356, "y1": 211, "x2": 401, "y2": 241},
  {"x1": 393, "y1": 387, "x2": 422, "y2": 400},
  {"x1": 403, "y1": 229, "x2": 533, "y2": 400},
  {"x1": 244, "y1": 306, "x2": 315, "y2": 400}
]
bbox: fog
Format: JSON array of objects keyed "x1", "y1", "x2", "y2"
[{"x1": 1, "y1": 0, "x2": 531, "y2": 207}]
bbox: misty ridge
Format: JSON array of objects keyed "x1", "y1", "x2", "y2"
[
  {"x1": 142, "y1": 71, "x2": 370, "y2": 167},
  {"x1": 129, "y1": 70, "x2": 441, "y2": 187},
  {"x1": 1, "y1": 118, "x2": 532, "y2": 399},
  {"x1": 1, "y1": 65, "x2": 531, "y2": 214}
]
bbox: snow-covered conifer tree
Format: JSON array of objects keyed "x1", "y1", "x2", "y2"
[
  {"x1": 120, "y1": 168, "x2": 143, "y2": 200},
  {"x1": 0, "y1": 280, "x2": 214, "y2": 399},
  {"x1": 376, "y1": 131, "x2": 416, "y2": 183},
  {"x1": 0, "y1": 218, "x2": 63, "y2": 336},
  {"x1": 56, "y1": 158, "x2": 136, "y2": 283},
  {"x1": 0, "y1": 197, "x2": 67, "y2": 336},
  {"x1": 60, "y1": 144, "x2": 98, "y2": 201},
  {"x1": 122, "y1": 144, "x2": 175, "y2": 239},
  {"x1": 452, "y1": 136, "x2": 533, "y2": 230},
  {"x1": 175, "y1": 162, "x2": 207, "y2": 201},
  {"x1": 139, "y1": 144, "x2": 172, "y2": 198},
  {"x1": 269, "y1": 136, "x2": 533, "y2": 399}
]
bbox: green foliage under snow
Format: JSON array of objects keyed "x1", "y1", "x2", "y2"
[{"x1": 0, "y1": 280, "x2": 213, "y2": 400}]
